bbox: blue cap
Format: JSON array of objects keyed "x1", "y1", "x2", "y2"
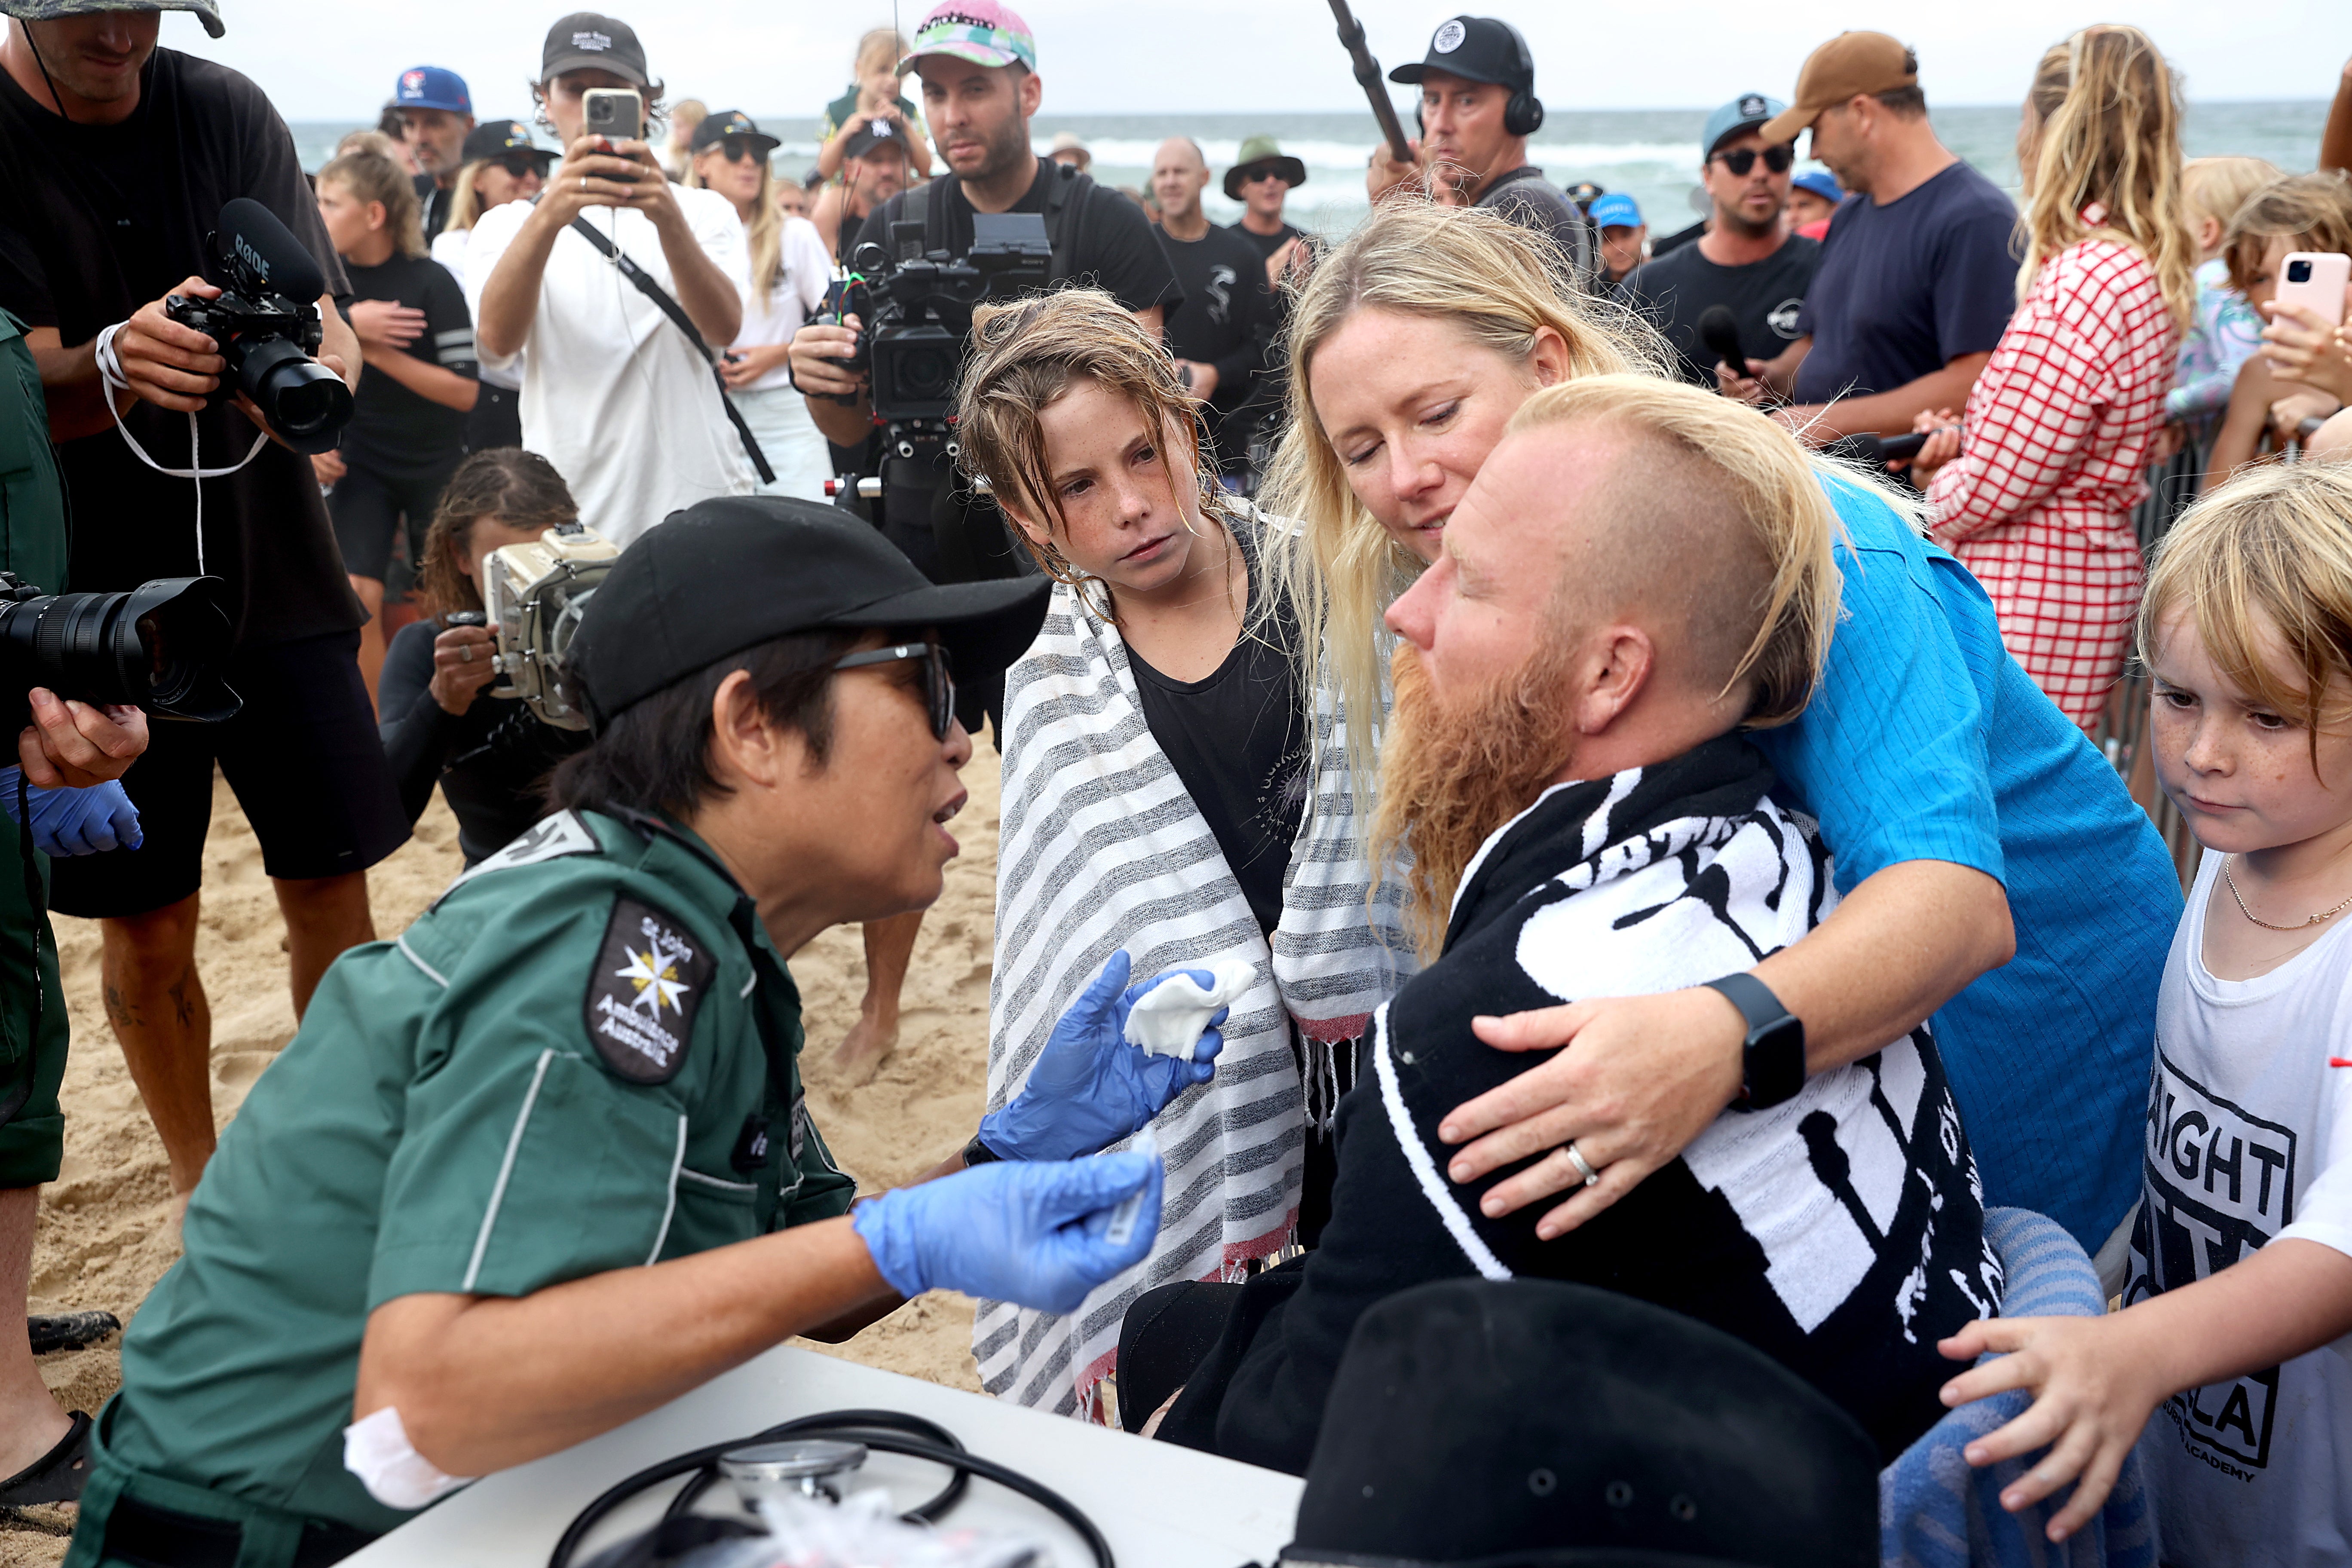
[
  {"x1": 1588, "y1": 193, "x2": 1642, "y2": 230},
  {"x1": 1702, "y1": 92, "x2": 1787, "y2": 157},
  {"x1": 1791, "y1": 169, "x2": 1844, "y2": 203},
  {"x1": 395, "y1": 65, "x2": 472, "y2": 115}
]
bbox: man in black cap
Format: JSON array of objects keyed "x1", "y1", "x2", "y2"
[
  {"x1": 810, "y1": 115, "x2": 915, "y2": 268},
  {"x1": 1366, "y1": 15, "x2": 1593, "y2": 279},
  {"x1": 62, "y1": 496, "x2": 1225, "y2": 1564}
]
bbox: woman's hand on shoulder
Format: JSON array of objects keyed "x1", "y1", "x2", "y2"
[{"x1": 428, "y1": 622, "x2": 500, "y2": 716}]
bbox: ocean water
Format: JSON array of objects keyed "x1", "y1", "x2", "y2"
[{"x1": 295, "y1": 100, "x2": 2330, "y2": 240}]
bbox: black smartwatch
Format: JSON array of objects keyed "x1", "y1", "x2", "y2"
[
  {"x1": 962, "y1": 1132, "x2": 1003, "y2": 1168},
  {"x1": 1703, "y1": 973, "x2": 1805, "y2": 1112}
]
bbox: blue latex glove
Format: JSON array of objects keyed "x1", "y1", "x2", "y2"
[
  {"x1": 852, "y1": 1154, "x2": 1163, "y2": 1313},
  {"x1": 976, "y1": 950, "x2": 1227, "y2": 1163},
  {"x1": 0, "y1": 768, "x2": 141, "y2": 857}
]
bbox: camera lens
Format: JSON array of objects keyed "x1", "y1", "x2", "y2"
[
  {"x1": 2288, "y1": 259, "x2": 2314, "y2": 284},
  {"x1": 898, "y1": 346, "x2": 953, "y2": 398},
  {"x1": 0, "y1": 578, "x2": 239, "y2": 723},
  {"x1": 236, "y1": 337, "x2": 354, "y2": 454}
]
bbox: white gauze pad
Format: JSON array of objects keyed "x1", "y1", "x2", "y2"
[
  {"x1": 1103, "y1": 1125, "x2": 1159, "y2": 1248},
  {"x1": 1122, "y1": 960, "x2": 1256, "y2": 1058}
]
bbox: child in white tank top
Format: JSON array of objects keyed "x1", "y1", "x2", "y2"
[{"x1": 1939, "y1": 459, "x2": 2352, "y2": 1561}]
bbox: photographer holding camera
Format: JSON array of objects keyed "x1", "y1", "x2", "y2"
[
  {"x1": 0, "y1": 0, "x2": 409, "y2": 1211},
  {"x1": 467, "y1": 12, "x2": 756, "y2": 548}
]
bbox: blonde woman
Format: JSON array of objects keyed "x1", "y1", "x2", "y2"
[
  {"x1": 428, "y1": 119, "x2": 554, "y2": 452},
  {"x1": 1264, "y1": 201, "x2": 2177, "y2": 1283},
  {"x1": 687, "y1": 111, "x2": 834, "y2": 499},
  {"x1": 1908, "y1": 26, "x2": 2197, "y2": 732},
  {"x1": 955, "y1": 290, "x2": 1410, "y2": 1419},
  {"x1": 313, "y1": 149, "x2": 478, "y2": 702}
]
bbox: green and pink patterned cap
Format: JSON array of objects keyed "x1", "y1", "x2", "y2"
[{"x1": 900, "y1": 0, "x2": 1036, "y2": 73}]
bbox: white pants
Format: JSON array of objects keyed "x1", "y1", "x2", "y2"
[{"x1": 730, "y1": 383, "x2": 833, "y2": 503}]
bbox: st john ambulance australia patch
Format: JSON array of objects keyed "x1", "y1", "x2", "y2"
[{"x1": 584, "y1": 897, "x2": 714, "y2": 1084}]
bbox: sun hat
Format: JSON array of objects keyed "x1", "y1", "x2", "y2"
[
  {"x1": 1760, "y1": 32, "x2": 1917, "y2": 144},
  {"x1": 1588, "y1": 192, "x2": 1642, "y2": 229},
  {"x1": 1223, "y1": 134, "x2": 1308, "y2": 201},
  {"x1": 899, "y1": 0, "x2": 1036, "y2": 74},
  {"x1": 0, "y1": 0, "x2": 221, "y2": 37}
]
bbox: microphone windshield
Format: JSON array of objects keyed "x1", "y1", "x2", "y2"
[
  {"x1": 1696, "y1": 305, "x2": 1746, "y2": 372},
  {"x1": 218, "y1": 198, "x2": 327, "y2": 303}
]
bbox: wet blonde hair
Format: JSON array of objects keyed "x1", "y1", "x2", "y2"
[
  {"x1": 954, "y1": 288, "x2": 1230, "y2": 621},
  {"x1": 1505, "y1": 376, "x2": 1841, "y2": 729},
  {"x1": 2222, "y1": 172, "x2": 2352, "y2": 296},
  {"x1": 318, "y1": 150, "x2": 426, "y2": 260},
  {"x1": 2182, "y1": 156, "x2": 2281, "y2": 236},
  {"x1": 2016, "y1": 26, "x2": 2197, "y2": 331},
  {"x1": 2141, "y1": 459, "x2": 2352, "y2": 775},
  {"x1": 1258, "y1": 200, "x2": 1663, "y2": 817}
]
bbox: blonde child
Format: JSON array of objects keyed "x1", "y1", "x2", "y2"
[
  {"x1": 1938, "y1": 460, "x2": 2352, "y2": 1558},
  {"x1": 2165, "y1": 156, "x2": 2277, "y2": 427},
  {"x1": 812, "y1": 27, "x2": 932, "y2": 184},
  {"x1": 2206, "y1": 172, "x2": 2352, "y2": 484}
]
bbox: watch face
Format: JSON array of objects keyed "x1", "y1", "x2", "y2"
[{"x1": 1745, "y1": 1014, "x2": 1807, "y2": 1110}]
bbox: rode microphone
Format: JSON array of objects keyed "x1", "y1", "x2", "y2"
[
  {"x1": 1697, "y1": 305, "x2": 1747, "y2": 377},
  {"x1": 217, "y1": 197, "x2": 327, "y2": 303}
]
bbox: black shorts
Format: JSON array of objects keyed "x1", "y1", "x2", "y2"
[
  {"x1": 328, "y1": 460, "x2": 459, "y2": 583},
  {"x1": 49, "y1": 630, "x2": 410, "y2": 919}
]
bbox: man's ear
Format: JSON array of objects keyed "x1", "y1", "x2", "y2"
[
  {"x1": 705, "y1": 668, "x2": 809, "y2": 791},
  {"x1": 1019, "y1": 67, "x2": 1044, "y2": 120},
  {"x1": 1573, "y1": 625, "x2": 1654, "y2": 736}
]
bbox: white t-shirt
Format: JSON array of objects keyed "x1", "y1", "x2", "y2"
[
  {"x1": 466, "y1": 187, "x2": 755, "y2": 546},
  {"x1": 429, "y1": 226, "x2": 521, "y2": 392},
  {"x1": 2131, "y1": 848, "x2": 2352, "y2": 1565},
  {"x1": 731, "y1": 214, "x2": 833, "y2": 393}
]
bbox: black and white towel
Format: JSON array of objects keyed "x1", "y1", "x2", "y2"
[
  {"x1": 981, "y1": 548, "x2": 1415, "y2": 1419},
  {"x1": 1165, "y1": 735, "x2": 2003, "y2": 1472}
]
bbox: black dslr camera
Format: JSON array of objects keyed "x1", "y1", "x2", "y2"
[
  {"x1": 847, "y1": 211, "x2": 1053, "y2": 423},
  {"x1": 0, "y1": 573, "x2": 240, "y2": 731},
  {"x1": 163, "y1": 198, "x2": 354, "y2": 455}
]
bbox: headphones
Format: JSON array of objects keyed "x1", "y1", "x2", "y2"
[{"x1": 1412, "y1": 19, "x2": 1545, "y2": 139}]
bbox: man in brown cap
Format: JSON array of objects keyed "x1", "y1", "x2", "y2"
[{"x1": 1719, "y1": 33, "x2": 2017, "y2": 446}]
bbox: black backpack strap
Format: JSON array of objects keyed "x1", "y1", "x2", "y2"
[
  {"x1": 1042, "y1": 162, "x2": 1091, "y2": 284},
  {"x1": 565, "y1": 215, "x2": 775, "y2": 485}
]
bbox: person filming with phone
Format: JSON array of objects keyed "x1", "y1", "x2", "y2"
[{"x1": 466, "y1": 11, "x2": 755, "y2": 548}]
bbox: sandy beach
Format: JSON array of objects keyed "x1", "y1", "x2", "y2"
[{"x1": 3, "y1": 745, "x2": 1004, "y2": 1564}]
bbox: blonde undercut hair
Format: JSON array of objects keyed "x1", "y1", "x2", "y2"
[{"x1": 2140, "y1": 459, "x2": 2352, "y2": 776}]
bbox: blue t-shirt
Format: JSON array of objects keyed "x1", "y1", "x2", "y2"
[
  {"x1": 1792, "y1": 160, "x2": 2018, "y2": 405},
  {"x1": 1748, "y1": 476, "x2": 2180, "y2": 1250}
]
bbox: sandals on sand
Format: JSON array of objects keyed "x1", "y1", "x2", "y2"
[
  {"x1": 0, "y1": 1410, "x2": 94, "y2": 1507},
  {"x1": 28, "y1": 1311, "x2": 120, "y2": 1356}
]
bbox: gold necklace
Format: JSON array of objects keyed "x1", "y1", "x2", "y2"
[{"x1": 2222, "y1": 855, "x2": 2352, "y2": 932}]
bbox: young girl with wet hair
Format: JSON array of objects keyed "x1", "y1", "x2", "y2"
[
  {"x1": 1941, "y1": 459, "x2": 2352, "y2": 1555},
  {"x1": 314, "y1": 149, "x2": 479, "y2": 702},
  {"x1": 2205, "y1": 171, "x2": 2352, "y2": 481},
  {"x1": 954, "y1": 288, "x2": 1409, "y2": 1419}
]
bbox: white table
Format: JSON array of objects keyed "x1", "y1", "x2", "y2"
[{"x1": 343, "y1": 1346, "x2": 1302, "y2": 1568}]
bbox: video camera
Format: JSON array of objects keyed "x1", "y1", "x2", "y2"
[
  {"x1": 846, "y1": 212, "x2": 1054, "y2": 424},
  {"x1": 163, "y1": 198, "x2": 355, "y2": 455},
  {"x1": 452, "y1": 522, "x2": 619, "y2": 732},
  {"x1": 0, "y1": 573, "x2": 239, "y2": 731}
]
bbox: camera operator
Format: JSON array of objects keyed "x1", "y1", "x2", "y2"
[
  {"x1": 790, "y1": 0, "x2": 1181, "y2": 583},
  {"x1": 0, "y1": 0, "x2": 407, "y2": 1207},
  {"x1": 467, "y1": 11, "x2": 753, "y2": 548},
  {"x1": 63, "y1": 498, "x2": 1219, "y2": 1560}
]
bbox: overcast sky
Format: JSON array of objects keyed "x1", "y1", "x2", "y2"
[{"x1": 154, "y1": 1, "x2": 2336, "y2": 121}]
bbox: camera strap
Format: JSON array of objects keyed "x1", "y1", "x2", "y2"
[
  {"x1": 565, "y1": 217, "x2": 777, "y2": 486},
  {"x1": 92, "y1": 322, "x2": 269, "y2": 575}
]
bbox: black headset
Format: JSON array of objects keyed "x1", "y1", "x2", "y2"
[{"x1": 1412, "y1": 18, "x2": 1545, "y2": 139}]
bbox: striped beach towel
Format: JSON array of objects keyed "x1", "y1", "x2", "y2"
[{"x1": 979, "y1": 568, "x2": 1412, "y2": 1418}]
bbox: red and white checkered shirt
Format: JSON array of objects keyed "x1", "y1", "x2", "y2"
[{"x1": 1926, "y1": 240, "x2": 2180, "y2": 732}]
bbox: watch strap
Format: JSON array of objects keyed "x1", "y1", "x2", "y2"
[
  {"x1": 962, "y1": 1133, "x2": 1004, "y2": 1167},
  {"x1": 1703, "y1": 972, "x2": 1805, "y2": 1112},
  {"x1": 1703, "y1": 971, "x2": 1785, "y2": 1034}
]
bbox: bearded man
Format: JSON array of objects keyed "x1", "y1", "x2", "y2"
[{"x1": 1124, "y1": 375, "x2": 2003, "y2": 1476}]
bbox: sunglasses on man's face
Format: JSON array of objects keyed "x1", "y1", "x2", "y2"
[
  {"x1": 1712, "y1": 145, "x2": 1795, "y2": 177},
  {"x1": 1240, "y1": 165, "x2": 1286, "y2": 185},
  {"x1": 834, "y1": 641, "x2": 958, "y2": 741}
]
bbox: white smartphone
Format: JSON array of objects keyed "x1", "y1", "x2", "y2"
[{"x1": 2276, "y1": 251, "x2": 2351, "y2": 329}]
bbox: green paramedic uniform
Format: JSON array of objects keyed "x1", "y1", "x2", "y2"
[
  {"x1": 67, "y1": 808, "x2": 856, "y2": 1565},
  {"x1": 0, "y1": 309, "x2": 76, "y2": 1191}
]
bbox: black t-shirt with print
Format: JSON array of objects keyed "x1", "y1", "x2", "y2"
[
  {"x1": 1157, "y1": 223, "x2": 1276, "y2": 475},
  {"x1": 338, "y1": 253, "x2": 475, "y2": 481},
  {"x1": 1620, "y1": 233, "x2": 1821, "y2": 386},
  {"x1": 1233, "y1": 221, "x2": 1302, "y2": 261},
  {"x1": 0, "y1": 49, "x2": 362, "y2": 646}
]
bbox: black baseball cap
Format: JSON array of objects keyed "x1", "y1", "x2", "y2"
[
  {"x1": 1389, "y1": 15, "x2": 1534, "y2": 92},
  {"x1": 689, "y1": 110, "x2": 780, "y2": 158},
  {"x1": 842, "y1": 116, "x2": 914, "y2": 160},
  {"x1": 569, "y1": 497, "x2": 1050, "y2": 726},
  {"x1": 541, "y1": 12, "x2": 651, "y2": 87},
  {"x1": 460, "y1": 119, "x2": 557, "y2": 167}
]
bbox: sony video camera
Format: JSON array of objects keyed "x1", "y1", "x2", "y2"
[
  {"x1": 467, "y1": 522, "x2": 619, "y2": 731},
  {"x1": 846, "y1": 211, "x2": 1054, "y2": 423},
  {"x1": 164, "y1": 198, "x2": 355, "y2": 455},
  {"x1": 0, "y1": 573, "x2": 239, "y2": 731}
]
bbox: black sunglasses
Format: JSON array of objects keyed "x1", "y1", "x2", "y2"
[
  {"x1": 493, "y1": 152, "x2": 543, "y2": 179},
  {"x1": 709, "y1": 135, "x2": 762, "y2": 163},
  {"x1": 1239, "y1": 165, "x2": 1286, "y2": 184},
  {"x1": 1712, "y1": 145, "x2": 1795, "y2": 176},
  {"x1": 834, "y1": 641, "x2": 957, "y2": 740}
]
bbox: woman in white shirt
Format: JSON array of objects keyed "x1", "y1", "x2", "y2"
[
  {"x1": 427, "y1": 119, "x2": 553, "y2": 452},
  {"x1": 687, "y1": 110, "x2": 835, "y2": 501}
]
